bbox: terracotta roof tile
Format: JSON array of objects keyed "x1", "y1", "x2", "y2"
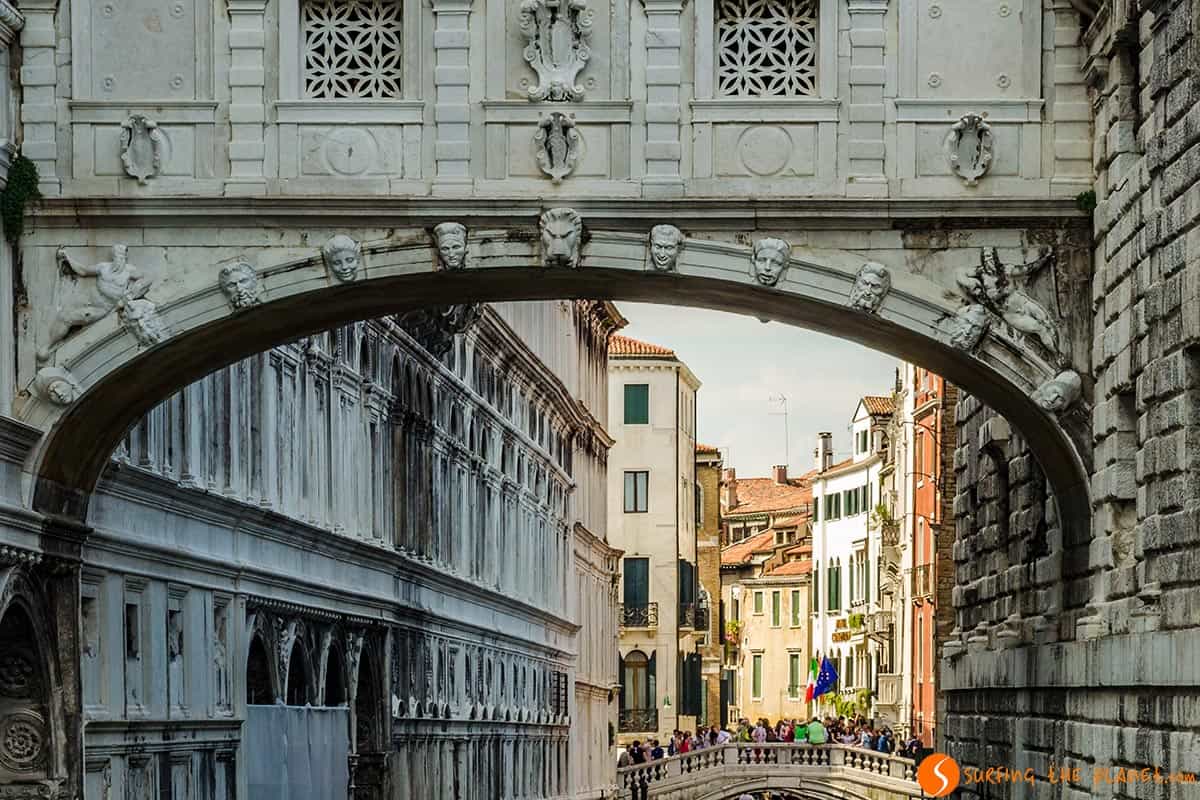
[
  {"x1": 862, "y1": 395, "x2": 896, "y2": 416},
  {"x1": 610, "y1": 335, "x2": 676, "y2": 358},
  {"x1": 723, "y1": 472, "x2": 815, "y2": 516},
  {"x1": 720, "y1": 530, "x2": 776, "y2": 566},
  {"x1": 696, "y1": 443, "x2": 720, "y2": 454},
  {"x1": 767, "y1": 558, "x2": 814, "y2": 576}
]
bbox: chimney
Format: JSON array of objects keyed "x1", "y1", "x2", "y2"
[
  {"x1": 772, "y1": 464, "x2": 788, "y2": 485},
  {"x1": 722, "y1": 467, "x2": 738, "y2": 509},
  {"x1": 815, "y1": 432, "x2": 833, "y2": 472}
]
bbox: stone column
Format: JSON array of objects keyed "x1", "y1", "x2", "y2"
[
  {"x1": 640, "y1": 0, "x2": 684, "y2": 197},
  {"x1": 226, "y1": 0, "x2": 269, "y2": 194},
  {"x1": 845, "y1": 0, "x2": 889, "y2": 196},
  {"x1": 431, "y1": 0, "x2": 474, "y2": 194}
]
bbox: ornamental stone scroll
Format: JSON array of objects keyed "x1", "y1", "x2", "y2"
[
  {"x1": 518, "y1": 0, "x2": 594, "y2": 101},
  {"x1": 943, "y1": 113, "x2": 994, "y2": 186}
]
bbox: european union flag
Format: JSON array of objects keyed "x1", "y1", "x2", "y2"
[{"x1": 813, "y1": 656, "x2": 839, "y2": 699}]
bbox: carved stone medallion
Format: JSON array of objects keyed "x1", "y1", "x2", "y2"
[
  {"x1": 848, "y1": 262, "x2": 891, "y2": 313},
  {"x1": 534, "y1": 112, "x2": 581, "y2": 182},
  {"x1": 120, "y1": 115, "x2": 166, "y2": 185},
  {"x1": 942, "y1": 113, "x2": 994, "y2": 186},
  {"x1": 518, "y1": 0, "x2": 594, "y2": 101},
  {"x1": 0, "y1": 710, "x2": 45, "y2": 772},
  {"x1": 539, "y1": 207, "x2": 583, "y2": 268}
]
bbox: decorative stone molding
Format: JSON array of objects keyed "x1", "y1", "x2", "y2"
[
  {"x1": 397, "y1": 305, "x2": 482, "y2": 359},
  {"x1": 0, "y1": 709, "x2": 45, "y2": 771},
  {"x1": 0, "y1": 2, "x2": 24, "y2": 49},
  {"x1": 38, "y1": 245, "x2": 154, "y2": 363},
  {"x1": 955, "y1": 248, "x2": 1060, "y2": 356},
  {"x1": 847, "y1": 262, "x2": 891, "y2": 313},
  {"x1": 750, "y1": 237, "x2": 790, "y2": 286},
  {"x1": 534, "y1": 112, "x2": 580, "y2": 182},
  {"x1": 225, "y1": 0, "x2": 270, "y2": 194},
  {"x1": 430, "y1": 0, "x2": 475, "y2": 192},
  {"x1": 647, "y1": 224, "x2": 683, "y2": 272},
  {"x1": 942, "y1": 113, "x2": 994, "y2": 186},
  {"x1": 218, "y1": 261, "x2": 264, "y2": 310},
  {"x1": 119, "y1": 298, "x2": 171, "y2": 347},
  {"x1": 322, "y1": 234, "x2": 363, "y2": 282},
  {"x1": 539, "y1": 208, "x2": 583, "y2": 268},
  {"x1": 119, "y1": 115, "x2": 167, "y2": 185},
  {"x1": 1031, "y1": 370, "x2": 1082, "y2": 413},
  {"x1": 518, "y1": 0, "x2": 594, "y2": 101},
  {"x1": 32, "y1": 367, "x2": 81, "y2": 406},
  {"x1": 432, "y1": 222, "x2": 468, "y2": 270}
]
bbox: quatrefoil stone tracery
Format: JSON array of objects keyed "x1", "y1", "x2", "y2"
[
  {"x1": 717, "y1": 0, "x2": 818, "y2": 97},
  {"x1": 302, "y1": 0, "x2": 403, "y2": 99}
]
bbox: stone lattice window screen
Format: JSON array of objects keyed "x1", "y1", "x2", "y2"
[
  {"x1": 716, "y1": 0, "x2": 818, "y2": 97},
  {"x1": 302, "y1": 0, "x2": 404, "y2": 98}
]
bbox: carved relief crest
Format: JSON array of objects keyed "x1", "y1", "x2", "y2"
[
  {"x1": 534, "y1": 112, "x2": 581, "y2": 182},
  {"x1": 518, "y1": 0, "x2": 594, "y2": 101},
  {"x1": 120, "y1": 115, "x2": 167, "y2": 185},
  {"x1": 942, "y1": 113, "x2": 994, "y2": 186}
]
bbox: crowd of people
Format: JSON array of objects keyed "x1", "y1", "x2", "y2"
[{"x1": 617, "y1": 715, "x2": 925, "y2": 769}]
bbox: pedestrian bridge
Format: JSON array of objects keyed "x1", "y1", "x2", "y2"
[{"x1": 615, "y1": 743, "x2": 922, "y2": 800}]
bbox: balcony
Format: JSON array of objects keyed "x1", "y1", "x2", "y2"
[
  {"x1": 678, "y1": 603, "x2": 709, "y2": 631},
  {"x1": 911, "y1": 564, "x2": 934, "y2": 602},
  {"x1": 876, "y1": 674, "x2": 901, "y2": 708},
  {"x1": 619, "y1": 708, "x2": 659, "y2": 733},
  {"x1": 620, "y1": 603, "x2": 659, "y2": 629},
  {"x1": 868, "y1": 610, "x2": 892, "y2": 637}
]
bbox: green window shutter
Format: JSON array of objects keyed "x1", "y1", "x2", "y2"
[
  {"x1": 752, "y1": 654, "x2": 763, "y2": 698},
  {"x1": 771, "y1": 591, "x2": 781, "y2": 626},
  {"x1": 813, "y1": 564, "x2": 819, "y2": 612},
  {"x1": 791, "y1": 589, "x2": 801, "y2": 626},
  {"x1": 624, "y1": 384, "x2": 649, "y2": 424},
  {"x1": 865, "y1": 558, "x2": 871, "y2": 602},
  {"x1": 789, "y1": 654, "x2": 800, "y2": 696},
  {"x1": 754, "y1": 591, "x2": 764, "y2": 615}
]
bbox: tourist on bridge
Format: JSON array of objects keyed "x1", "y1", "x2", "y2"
[
  {"x1": 650, "y1": 739, "x2": 664, "y2": 760},
  {"x1": 806, "y1": 716, "x2": 827, "y2": 744},
  {"x1": 617, "y1": 745, "x2": 632, "y2": 769}
]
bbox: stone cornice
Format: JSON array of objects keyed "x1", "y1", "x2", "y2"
[
  {"x1": 0, "y1": 0, "x2": 23, "y2": 47},
  {"x1": 30, "y1": 196, "x2": 1089, "y2": 230}
]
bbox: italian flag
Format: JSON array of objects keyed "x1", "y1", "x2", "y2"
[{"x1": 803, "y1": 656, "x2": 818, "y2": 702}]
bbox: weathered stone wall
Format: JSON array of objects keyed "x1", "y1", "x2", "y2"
[{"x1": 942, "y1": 2, "x2": 1200, "y2": 793}]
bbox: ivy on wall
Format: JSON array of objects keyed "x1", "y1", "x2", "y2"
[{"x1": 1, "y1": 154, "x2": 41, "y2": 244}]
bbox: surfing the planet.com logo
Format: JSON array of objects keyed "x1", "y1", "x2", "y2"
[{"x1": 916, "y1": 753, "x2": 1197, "y2": 797}]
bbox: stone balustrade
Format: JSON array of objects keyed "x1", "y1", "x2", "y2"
[{"x1": 616, "y1": 743, "x2": 919, "y2": 799}]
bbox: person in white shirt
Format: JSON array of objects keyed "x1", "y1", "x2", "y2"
[{"x1": 716, "y1": 728, "x2": 733, "y2": 745}]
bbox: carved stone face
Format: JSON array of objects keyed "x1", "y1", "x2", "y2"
[
  {"x1": 948, "y1": 304, "x2": 991, "y2": 350},
  {"x1": 323, "y1": 235, "x2": 362, "y2": 282},
  {"x1": 848, "y1": 263, "x2": 891, "y2": 312},
  {"x1": 649, "y1": 225, "x2": 683, "y2": 271},
  {"x1": 120, "y1": 298, "x2": 169, "y2": 345},
  {"x1": 540, "y1": 209, "x2": 582, "y2": 268},
  {"x1": 219, "y1": 262, "x2": 260, "y2": 309},
  {"x1": 751, "y1": 238, "x2": 790, "y2": 286},
  {"x1": 434, "y1": 223, "x2": 468, "y2": 270},
  {"x1": 34, "y1": 366, "x2": 82, "y2": 405},
  {"x1": 1032, "y1": 371, "x2": 1082, "y2": 412}
]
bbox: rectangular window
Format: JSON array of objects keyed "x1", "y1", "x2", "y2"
[
  {"x1": 752, "y1": 654, "x2": 763, "y2": 699},
  {"x1": 771, "y1": 591, "x2": 781, "y2": 627},
  {"x1": 788, "y1": 653, "x2": 801, "y2": 698},
  {"x1": 717, "y1": 0, "x2": 817, "y2": 98},
  {"x1": 846, "y1": 653, "x2": 854, "y2": 687},
  {"x1": 623, "y1": 558, "x2": 650, "y2": 606},
  {"x1": 812, "y1": 564, "x2": 820, "y2": 613},
  {"x1": 732, "y1": 597, "x2": 740, "y2": 621},
  {"x1": 833, "y1": 494, "x2": 841, "y2": 519},
  {"x1": 623, "y1": 471, "x2": 649, "y2": 512},
  {"x1": 753, "y1": 591, "x2": 764, "y2": 615},
  {"x1": 623, "y1": 384, "x2": 650, "y2": 424},
  {"x1": 811, "y1": 500, "x2": 818, "y2": 522},
  {"x1": 857, "y1": 429, "x2": 868, "y2": 453},
  {"x1": 302, "y1": 0, "x2": 404, "y2": 99},
  {"x1": 790, "y1": 589, "x2": 801, "y2": 626}
]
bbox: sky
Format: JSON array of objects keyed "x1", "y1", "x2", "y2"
[{"x1": 615, "y1": 302, "x2": 901, "y2": 479}]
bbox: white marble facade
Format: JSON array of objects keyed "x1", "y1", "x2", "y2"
[{"x1": 47, "y1": 300, "x2": 623, "y2": 800}]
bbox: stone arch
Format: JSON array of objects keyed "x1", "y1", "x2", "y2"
[
  {"x1": 285, "y1": 637, "x2": 314, "y2": 706},
  {"x1": 353, "y1": 641, "x2": 381, "y2": 752},
  {"x1": 0, "y1": 568, "x2": 67, "y2": 791},
  {"x1": 695, "y1": 784, "x2": 873, "y2": 800},
  {"x1": 323, "y1": 644, "x2": 347, "y2": 707},
  {"x1": 20, "y1": 231, "x2": 1090, "y2": 543}
]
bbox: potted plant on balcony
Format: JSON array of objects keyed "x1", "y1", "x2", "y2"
[{"x1": 848, "y1": 612, "x2": 865, "y2": 631}]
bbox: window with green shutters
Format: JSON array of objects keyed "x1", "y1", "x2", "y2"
[
  {"x1": 788, "y1": 653, "x2": 801, "y2": 697},
  {"x1": 753, "y1": 591, "x2": 764, "y2": 615},
  {"x1": 790, "y1": 589, "x2": 801, "y2": 626},
  {"x1": 752, "y1": 654, "x2": 763, "y2": 699},
  {"x1": 623, "y1": 384, "x2": 649, "y2": 424},
  {"x1": 771, "y1": 591, "x2": 781, "y2": 627},
  {"x1": 812, "y1": 563, "x2": 820, "y2": 613}
]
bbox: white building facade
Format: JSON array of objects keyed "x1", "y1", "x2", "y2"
[
  {"x1": 808, "y1": 398, "x2": 893, "y2": 719},
  {"x1": 607, "y1": 336, "x2": 703, "y2": 743}
]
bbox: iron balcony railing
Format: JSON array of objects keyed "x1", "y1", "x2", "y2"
[
  {"x1": 620, "y1": 603, "x2": 659, "y2": 629},
  {"x1": 678, "y1": 603, "x2": 709, "y2": 631},
  {"x1": 619, "y1": 708, "x2": 659, "y2": 733},
  {"x1": 912, "y1": 564, "x2": 934, "y2": 600}
]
